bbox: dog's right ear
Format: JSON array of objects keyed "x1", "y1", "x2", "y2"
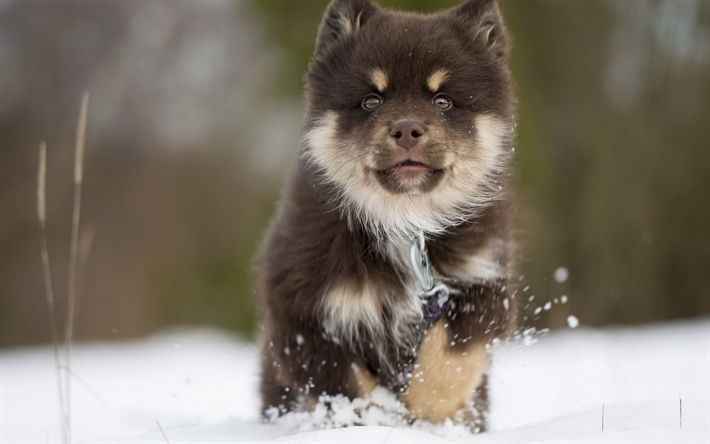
[
  {"x1": 451, "y1": 0, "x2": 509, "y2": 62},
  {"x1": 315, "y1": 0, "x2": 380, "y2": 56}
]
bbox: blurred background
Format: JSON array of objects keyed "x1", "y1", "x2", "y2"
[{"x1": 1, "y1": 0, "x2": 708, "y2": 347}]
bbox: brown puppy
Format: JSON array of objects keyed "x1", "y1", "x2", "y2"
[{"x1": 256, "y1": 0, "x2": 516, "y2": 432}]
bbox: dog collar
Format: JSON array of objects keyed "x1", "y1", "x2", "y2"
[{"x1": 409, "y1": 231, "x2": 452, "y2": 323}]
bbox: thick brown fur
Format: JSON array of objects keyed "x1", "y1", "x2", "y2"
[{"x1": 256, "y1": 0, "x2": 517, "y2": 432}]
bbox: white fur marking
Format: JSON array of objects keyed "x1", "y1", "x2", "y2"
[
  {"x1": 303, "y1": 112, "x2": 510, "y2": 237},
  {"x1": 322, "y1": 283, "x2": 381, "y2": 341},
  {"x1": 456, "y1": 238, "x2": 507, "y2": 282},
  {"x1": 321, "y1": 280, "x2": 421, "y2": 348},
  {"x1": 473, "y1": 114, "x2": 509, "y2": 170}
]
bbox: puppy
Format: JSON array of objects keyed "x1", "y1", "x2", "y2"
[{"x1": 256, "y1": 0, "x2": 516, "y2": 431}]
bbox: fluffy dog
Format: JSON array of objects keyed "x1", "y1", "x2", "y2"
[{"x1": 256, "y1": 0, "x2": 516, "y2": 431}]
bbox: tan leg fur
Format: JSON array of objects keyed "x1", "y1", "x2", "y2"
[
  {"x1": 350, "y1": 361, "x2": 377, "y2": 398},
  {"x1": 402, "y1": 321, "x2": 489, "y2": 423}
]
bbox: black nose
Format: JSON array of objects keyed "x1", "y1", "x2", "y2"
[{"x1": 390, "y1": 121, "x2": 425, "y2": 150}]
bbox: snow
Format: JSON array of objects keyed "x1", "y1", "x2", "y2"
[
  {"x1": 553, "y1": 267, "x2": 569, "y2": 283},
  {"x1": 1, "y1": 319, "x2": 708, "y2": 443}
]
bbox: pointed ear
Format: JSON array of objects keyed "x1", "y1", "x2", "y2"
[
  {"x1": 451, "y1": 0, "x2": 509, "y2": 61},
  {"x1": 315, "y1": 0, "x2": 380, "y2": 56}
]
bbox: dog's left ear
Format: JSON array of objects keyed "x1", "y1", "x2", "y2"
[
  {"x1": 451, "y1": 0, "x2": 509, "y2": 61},
  {"x1": 315, "y1": 0, "x2": 380, "y2": 56}
]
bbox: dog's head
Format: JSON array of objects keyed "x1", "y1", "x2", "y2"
[{"x1": 303, "y1": 0, "x2": 514, "y2": 237}]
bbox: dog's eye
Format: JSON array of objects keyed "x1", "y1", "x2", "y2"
[
  {"x1": 432, "y1": 95, "x2": 452, "y2": 110},
  {"x1": 362, "y1": 95, "x2": 383, "y2": 110}
]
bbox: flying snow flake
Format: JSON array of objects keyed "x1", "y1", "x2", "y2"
[
  {"x1": 567, "y1": 315, "x2": 579, "y2": 329},
  {"x1": 544, "y1": 302, "x2": 552, "y2": 310},
  {"x1": 560, "y1": 295, "x2": 568, "y2": 304},
  {"x1": 523, "y1": 335, "x2": 537, "y2": 346},
  {"x1": 554, "y1": 267, "x2": 569, "y2": 283}
]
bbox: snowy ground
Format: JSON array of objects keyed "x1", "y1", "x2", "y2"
[{"x1": 2, "y1": 318, "x2": 708, "y2": 443}]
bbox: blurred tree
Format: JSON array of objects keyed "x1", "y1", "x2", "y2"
[{"x1": 502, "y1": 0, "x2": 710, "y2": 327}]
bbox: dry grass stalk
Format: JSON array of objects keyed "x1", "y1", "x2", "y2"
[
  {"x1": 156, "y1": 420, "x2": 171, "y2": 444},
  {"x1": 680, "y1": 394, "x2": 682, "y2": 428},
  {"x1": 601, "y1": 404, "x2": 604, "y2": 432},
  {"x1": 37, "y1": 141, "x2": 68, "y2": 443},
  {"x1": 74, "y1": 225, "x2": 95, "y2": 327},
  {"x1": 64, "y1": 90, "x2": 90, "y2": 443}
]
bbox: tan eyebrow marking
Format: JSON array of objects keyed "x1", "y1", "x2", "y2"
[
  {"x1": 427, "y1": 69, "x2": 449, "y2": 92},
  {"x1": 370, "y1": 68, "x2": 388, "y2": 92}
]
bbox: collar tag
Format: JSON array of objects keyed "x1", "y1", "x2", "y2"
[{"x1": 409, "y1": 231, "x2": 452, "y2": 322}]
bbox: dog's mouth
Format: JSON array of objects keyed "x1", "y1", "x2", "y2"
[
  {"x1": 372, "y1": 158, "x2": 446, "y2": 195},
  {"x1": 390, "y1": 159, "x2": 430, "y2": 174}
]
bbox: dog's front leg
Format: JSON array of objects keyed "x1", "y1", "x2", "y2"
[
  {"x1": 401, "y1": 320, "x2": 490, "y2": 428},
  {"x1": 260, "y1": 318, "x2": 378, "y2": 414},
  {"x1": 402, "y1": 281, "x2": 512, "y2": 430}
]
